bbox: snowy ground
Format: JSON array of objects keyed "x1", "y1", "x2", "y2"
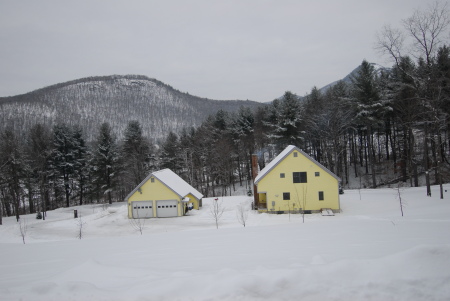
[{"x1": 1, "y1": 185, "x2": 450, "y2": 301}]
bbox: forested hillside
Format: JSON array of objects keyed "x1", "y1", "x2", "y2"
[
  {"x1": 0, "y1": 2, "x2": 449, "y2": 221},
  {"x1": 0, "y1": 75, "x2": 262, "y2": 141}
]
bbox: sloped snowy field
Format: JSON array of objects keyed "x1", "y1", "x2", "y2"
[{"x1": 1, "y1": 185, "x2": 450, "y2": 301}]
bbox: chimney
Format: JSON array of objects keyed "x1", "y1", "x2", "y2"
[{"x1": 251, "y1": 154, "x2": 259, "y2": 209}]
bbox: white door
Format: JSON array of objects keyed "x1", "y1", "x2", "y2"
[
  {"x1": 156, "y1": 200, "x2": 178, "y2": 217},
  {"x1": 131, "y1": 201, "x2": 154, "y2": 218}
]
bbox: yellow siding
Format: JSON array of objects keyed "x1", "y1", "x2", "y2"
[
  {"x1": 185, "y1": 193, "x2": 201, "y2": 210},
  {"x1": 257, "y1": 151, "x2": 340, "y2": 212},
  {"x1": 259, "y1": 193, "x2": 267, "y2": 204},
  {"x1": 127, "y1": 177, "x2": 181, "y2": 217}
]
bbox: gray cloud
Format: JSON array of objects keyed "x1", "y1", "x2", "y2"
[{"x1": 0, "y1": 0, "x2": 428, "y2": 102}]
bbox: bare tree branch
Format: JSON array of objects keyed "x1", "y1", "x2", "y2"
[
  {"x1": 210, "y1": 198, "x2": 225, "y2": 229},
  {"x1": 402, "y1": 1, "x2": 450, "y2": 64},
  {"x1": 375, "y1": 24, "x2": 405, "y2": 67}
]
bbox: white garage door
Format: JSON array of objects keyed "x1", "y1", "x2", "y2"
[
  {"x1": 156, "y1": 200, "x2": 178, "y2": 217},
  {"x1": 131, "y1": 201, "x2": 154, "y2": 218}
]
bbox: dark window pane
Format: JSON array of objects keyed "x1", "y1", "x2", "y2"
[
  {"x1": 293, "y1": 172, "x2": 307, "y2": 183},
  {"x1": 319, "y1": 191, "x2": 324, "y2": 201}
]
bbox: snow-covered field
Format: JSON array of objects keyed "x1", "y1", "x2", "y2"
[{"x1": 1, "y1": 185, "x2": 450, "y2": 301}]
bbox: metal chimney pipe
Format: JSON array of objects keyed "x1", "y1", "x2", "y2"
[{"x1": 251, "y1": 154, "x2": 259, "y2": 209}]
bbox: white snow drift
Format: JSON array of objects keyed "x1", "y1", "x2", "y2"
[{"x1": 1, "y1": 185, "x2": 449, "y2": 301}]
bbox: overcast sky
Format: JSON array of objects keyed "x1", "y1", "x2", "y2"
[{"x1": 0, "y1": 0, "x2": 431, "y2": 102}]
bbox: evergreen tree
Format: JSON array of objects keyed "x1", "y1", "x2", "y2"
[
  {"x1": 121, "y1": 121, "x2": 153, "y2": 190},
  {"x1": 72, "y1": 126, "x2": 88, "y2": 205},
  {"x1": 389, "y1": 56, "x2": 420, "y2": 184},
  {"x1": 26, "y1": 123, "x2": 52, "y2": 217},
  {"x1": 160, "y1": 131, "x2": 182, "y2": 173},
  {"x1": 210, "y1": 111, "x2": 235, "y2": 196},
  {"x1": 0, "y1": 128, "x2": 26, "y2": 221},
  {"x1": 50, "y1": 124, "x2": 76, "y2": 208},
  {"x1": 178, "y1": 127, "x2": 196, "y2": 183},
  {"x1": 92, "y1": 122, "x2": 120, "y2": 204},
  {"x1": 303, "y1": 87, "x2": 326, "y2": 162},
  {"x1": 351, "y1": 60, "x2": 390, "y2": 188},
  {"x1": 270, "y1": 91, "x2": 304, "y2": 150},
  {"x1": 230, "y1": 106, "x2": 256, "y2": 186}
]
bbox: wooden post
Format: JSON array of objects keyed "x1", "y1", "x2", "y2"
[{"x1": 74, "y1": 209, "x2": 78, "y2": 219}]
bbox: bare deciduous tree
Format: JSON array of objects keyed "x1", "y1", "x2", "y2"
[
  {"x1": 129, "y1": 210, "x2": 147, "y2": 235},
  {"x1": 236, "y1": 201, "x2": 249, "y2": 227},
  {"x1": 376, "y1": 24, "x2": 405, "y2": 66},
  {"x1": 377, "y1": 1, "x2": 450, "y2": 66},
  {"x1": 210, "y1": 198, "x2": 225, "y2": 229},
  {"x1": 403, "y1": 1, "x2": 450, "y2": 64},
  {"x1": 75, "y1": 215, "x2": 86, "y2": 239},
  {"x1": 19, "y1": 218, "x2": 27, "y2": 244},
  {"x1": 301, "y1": 185, "x2": 308, "y2": 223},
  {"x1": 294, "y1": 185, "x2": 308, "y2": 223},
  {"x1": 395, "y1": 183, "x2": 406, "y2": 217}
]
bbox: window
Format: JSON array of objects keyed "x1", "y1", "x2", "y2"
[
  {"x1": 293, "y1": 152, "x2": 298, "y2": 157},
  {"x1": 315, "y1": 172, "x2": 320, "y2": 177},
  {"x1": 319, "y1": 191, "x2": 324, "y2": 201},
  {"x1": 283, "y1": 192, "x2": 290, "y2": 200},
  {"x1": 280, "y1": 173, "x2": 285, "y2": 178},
  {"x1": 151, "y1": 177, "x2": 155, "y2": 183},
  {"x1": 293, "y1": 172, "x2": 307, "y2": 183}
]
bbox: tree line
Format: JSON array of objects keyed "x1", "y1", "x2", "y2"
[{"x1": 0, "y1": 120, "x2": 157, "y2": 223}]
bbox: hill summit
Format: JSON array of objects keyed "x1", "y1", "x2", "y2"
[{"x1": 0, "y1": 75, "x2": 263, "y2": 141}]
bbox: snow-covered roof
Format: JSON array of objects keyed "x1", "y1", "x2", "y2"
[
  {"x1": 125, "y1": 169, "x2": 203, "y2": 201},
  {"x1": 254, "y1": 145, "x2": 340, "y2": 184}
]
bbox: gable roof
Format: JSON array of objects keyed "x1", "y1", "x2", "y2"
[
  {"x1": 125, "y1": 168, "x2": 203, "y2": 201},
  {"x1": 254, "y1": 145, "x2": 340, "y2": 184}
]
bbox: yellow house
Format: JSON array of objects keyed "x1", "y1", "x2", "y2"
[
  {"x1": 254, "y1": 145, "x2": 340, "y2": 213},
  {"x1": 125, "y1": 169, "x2": 203, "y2": 218}
]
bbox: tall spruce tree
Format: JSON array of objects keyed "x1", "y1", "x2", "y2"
[
  {"x1": 50, "y1": 124, "x2": 76, "y2": 208},
  {"x1": 351, "y1": 60, "x2": 387, "y2": 188},
  {"x1": 92, "y1": 122, "x2": 120, "y2": 204},
  {"x1": 72, "y1": 126, "x2": 88, "y2": 205},
  {"x1": 274, "y1": 91, "x2": 304, "y2": 150},
  {"x1": 160, "y1": 131, "x2": 181, "y2": 173},
  {"x1": 122, "y1": 121, "x2": 152, "y2": 190}
]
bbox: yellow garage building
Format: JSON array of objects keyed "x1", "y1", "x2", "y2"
[{"x1": 126, "y1": 169, "x2": 203, "y2": 218}]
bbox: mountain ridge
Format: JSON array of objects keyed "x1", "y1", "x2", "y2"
[{"x1": 0, "y1": 74, "x2": 264, "y2": 142}]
